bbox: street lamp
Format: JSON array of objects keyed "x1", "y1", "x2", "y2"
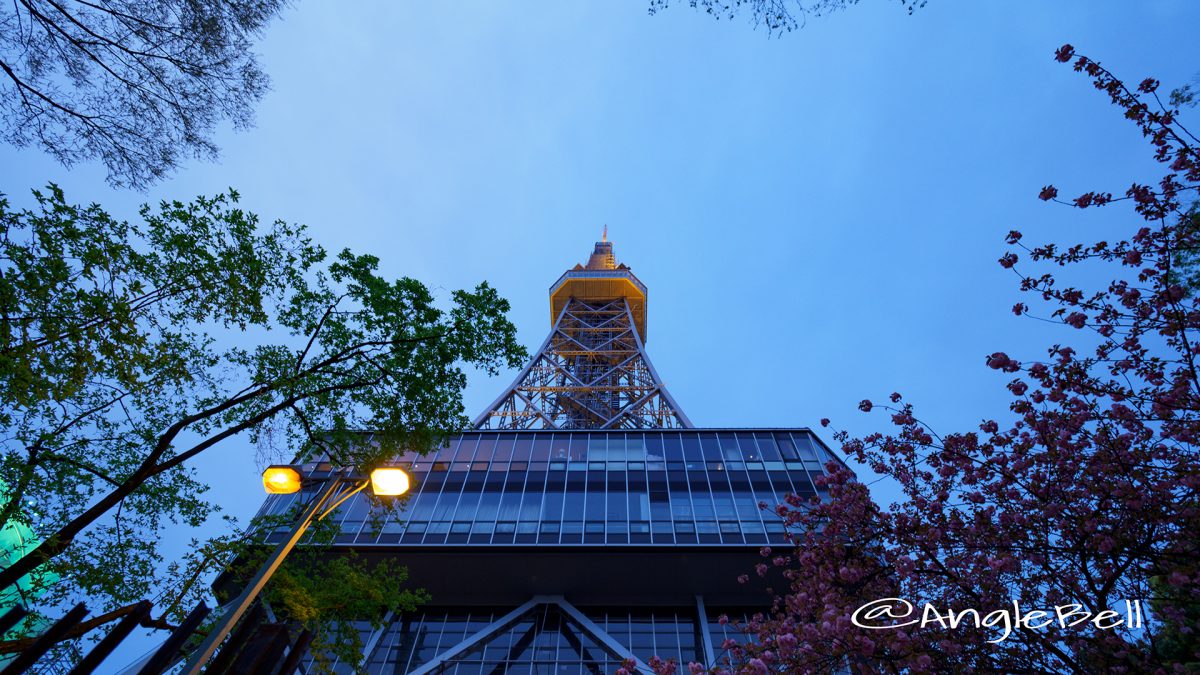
[{"x1": 182, "y1": 464, "x2": 411, "y2": 674}]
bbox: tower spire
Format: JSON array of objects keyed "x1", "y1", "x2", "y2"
[{"x1": 473, "y1": 238, "x2": 691, "y2": 429}]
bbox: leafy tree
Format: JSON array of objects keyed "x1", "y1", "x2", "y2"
[
  {"x1": 1170, "y1": 73, "x2": 1200, "y2": 110},
  {"x1": 0, "y1": 1, "x2": 289, "y2": 188},
  {"x1": 647, "y1": 0, "x2": 925, "y2": 34},
  {"x1": 259, "y1": 526, "x2": 431, "y2": 671},
  {"x1": 636, "y1": 47, "x2": 1200, "y2": 674},
  {"x1": 0, "y1": 185, "x2": 527, "y2": 657}
]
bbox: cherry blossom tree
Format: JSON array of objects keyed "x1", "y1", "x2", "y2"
[{"x1": 641, "y1": 46, "x2": 1200, "y2": 674}]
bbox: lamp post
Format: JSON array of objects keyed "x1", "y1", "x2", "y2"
[{"x1": 180, "y1": 464, "x2": 411, "y2": 674}]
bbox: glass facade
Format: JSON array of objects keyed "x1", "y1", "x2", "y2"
[
  {"x1": 268, "y1": 430, "x2": 840, "y2": 673},
  {"x1": 258, "y1": 430, "x2": 839, "y2": 548}
]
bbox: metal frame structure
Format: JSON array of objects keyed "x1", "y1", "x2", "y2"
[
  {"x1": 473, "y1": 297, "x2": 692, "y2": 430},
  {"x1": 406, "y1": 596, "x2": 650, "y2": 675}
]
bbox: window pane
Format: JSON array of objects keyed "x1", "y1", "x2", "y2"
[
  {"x1": 531, "y1": 435, "x2": 553, "y2": 461},
  {"x1": 755, "y1": 433, "x2": 782, "y2": 461},
  {"x1": 699, "y1": 434, "x2": 722, "y2": 460},
  {"x1": 663, "y1": 435, "x2": 684, "y2": 461},
  {"x1": 548, "y1": 435, "x2": 572, "y2": 461},
  {"x1": 493, "y1": 436, "x2": 515, "y2": 462},
  {"x1": 626, "y1": 434, "x2": 646, "y2": 460},
  {"x1": 588, "y1": 435, "x2": 607, "y2": 461},
  {"x1": 512, "y1": 433, "x2": 535, "y2": 461},
  {"x1": 475, "y1": 436, "x2": 496, "y2": 461}
]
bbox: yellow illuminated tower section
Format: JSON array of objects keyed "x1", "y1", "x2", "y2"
[{"x1": 473, "y1": 234, "x2": 692, "y2": 429}]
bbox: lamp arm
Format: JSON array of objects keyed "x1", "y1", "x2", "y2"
[{"x1": 316, "y1": 478, "x2": 369, "y2": 522}]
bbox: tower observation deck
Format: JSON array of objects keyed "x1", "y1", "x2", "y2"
[{"x1": 474, "y1": 234, "x2": 692, "y2": 430}]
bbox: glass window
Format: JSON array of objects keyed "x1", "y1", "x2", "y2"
[
  {"x1": 512, "y1": 433, "x2": 535, "y2": 461},
  {"x1": 718, "y1": 433, "x2": 741, "y2": 461},
  {"x1": 455, "y1": 435, "x2": 480, "y2": 462},
  {"x1": 584, "y1": 486, "x2": 605, "y2": 520},
  {"x1": 531, "y1": 435, "x2": 553, "y2": 461},
  {"x1": 777, "y1": 434, "x2": 799, "y2": 460},
  {"x1": 699, "y1": 434, "x2": 722, "y2": 460},
  {"x1": 608, "y1": 434, "x2": 628, "y2": 461},
  {"x1": 474, "y1": 491, "x2": 500, "y2": 521},
  {"x1": 768, "y1": 471, "x2": 794, "y2": 496},
  {"x1": 663, "y1": 434, "x2": 684, "y2": 461},
  {"x1": 569, "y1": 435, "x2": 590, "y2": 461},
  {"x1": 649, "y1": 491, "x2": 671, "y2": 521},
  {"x1": 474, "y1": 435, "x2": 496, "y2": 461},
  {"x1": 681, "y1": 434, "x2": 702, "y2": 461},
  {"x1": 606, "y1": 487, "x2": 628, "y2": 521},
  {"x1": 520, "y1": 491, "x2": 542, "y2": 521},
  {"x1": 742, "y1": 519, "x2": 768, "y2": 535},
  {"x1": 563, "y1": 490, "x2": 585, "y2": 520},
  {"x1": 734, "y1": 491, "x2": 762, "y2": 520},
  {"x1": 498, "y1": 491, "x2": 522, "y2": 521},
  {"x1": 736, "y1": 433, "x2": 759, "y2": 461},
  {"x1": 749, "y1": 475, "x2": 779, "y2": 508},
  {"x1": 791, "y1": 432, "x2": 818, "y2": 460},
  {"x1": 588, "y1": 435, "x2": 607, "y2": 460},
  {"x1": 755, "y1": 433, "x2": 782, "y2": 461},
  {"x1": 713, "y1": 493, "x2": 737, "y2": 520},
  {"x1": 431, "y1": 489, "x2": 460, "y2": 521},
  {"x1": 628, "y1": 491, "x2": 650, "y2": 521},
  {"x1": 670, "y1": 490, "x2": 692, "y2": 519},
  {"x1": 692, "y1": 490, "x2": 715, "y2": 520},
  {"x1": 433, "y1": 440, "x2": 456, "y2": 462},
  {"x1": 549, "y1": 435, "x2": 571, "y2": 461},
  {"x1": 626, "y1": 434, "x2": 646, "y2": 460},
  {"x1": 408, "y1": 491, "x2": 437, "y2": 521},
  {"x1": 493, "y1": 436, "x2": 515, "y2": 462},
  {"x1": 645, "y1": 434, "x2": 665, "y2": 462},
  {"x1": 541, "y1": 491, "x2": 564, "y2": 522}
]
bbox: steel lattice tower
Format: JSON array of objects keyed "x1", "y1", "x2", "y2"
[
  {"x1": 473, "y1": 234, "x2": 692, "y2": 430},
  {"x1": 250, "y1": 233, "x2": 848, "y2": 673}
]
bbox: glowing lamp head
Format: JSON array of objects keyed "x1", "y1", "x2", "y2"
[
  {"x1": 369, "y1": 467, "x2": 411, "y2": 496},
  {"x1": 262, "y1": 465, "x2": 303, "y2": 494}
]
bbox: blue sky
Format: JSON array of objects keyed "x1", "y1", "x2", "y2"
[{"x1": 3, "y1": 1, "x2": 1199, "y2": 670}]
